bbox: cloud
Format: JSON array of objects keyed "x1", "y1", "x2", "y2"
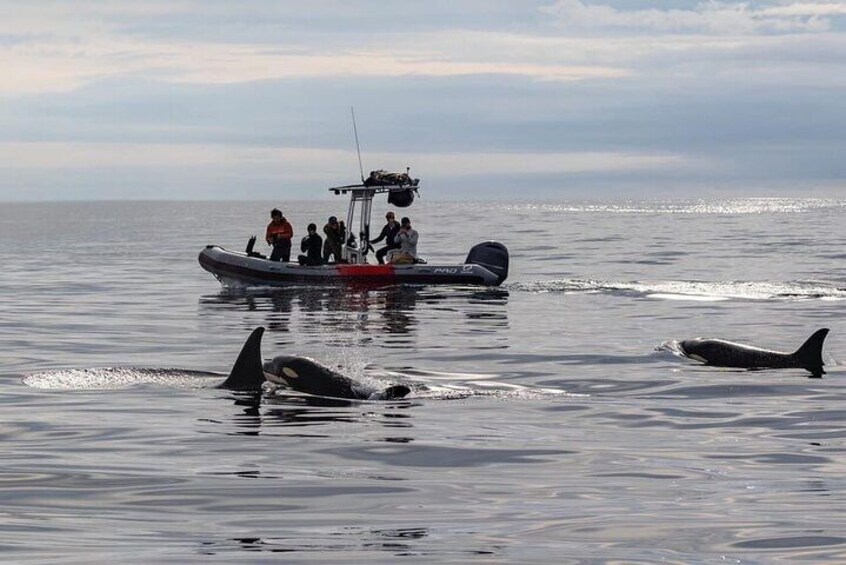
[
  {"x1": 3, "y1": 2, "x2": 842, "y2": 97},
  {"x1": 0, "y1": 33, "x2": 627, "y2": 97},
  {"x1": 540, "y1": 0, "x2": 839, "y2": 34},
  {"x1": 0, "y1": 141, "x2": 696, "y2": 176},
  {"x1": 0, "y1": 2, "x2": 843, "y2": 199},
  {"x1": 0, "y1": 139, "x2": 714, "y2": 201},
  {"x1": 760, "y1": 2, "x2": 846, "y2": 17}
]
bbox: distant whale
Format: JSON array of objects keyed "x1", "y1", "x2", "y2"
[
  {"x1": 220, "y1": 326, "x2": 411, "y2": 400},
  {"x1": 679, "y1": 328, "x2": 829, "y2": 377}
]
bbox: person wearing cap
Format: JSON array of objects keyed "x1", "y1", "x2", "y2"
[
  {"x1": 370, "y1": 210, "x2": 401, "y2": 265},
  {"x1": 389, "y1": 216, "x2": 418, "y2": 264},
  {"x1": 265, "y1": 208, "x2": 293, "y2": 262},
  {"x1": 298, "y1": 223, "x2": 323, "y2": 266},
  {"x1": 322, "y1": 215, "x2": 345, "y2": 263}
]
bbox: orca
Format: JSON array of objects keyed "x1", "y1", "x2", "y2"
[
  {"x1": 679, "y1": 328, "x2": 829, "y2": 378},
  {"x1": 219, "y1": 326, "x2": 411, "y2": 399},
  {"x1": 262, "y1": 355, "x2": 411, "y2": 400}
]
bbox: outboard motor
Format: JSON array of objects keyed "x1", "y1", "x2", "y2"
[{"x1": 465, "y1": 241, "x2": 509, "y2": 285}]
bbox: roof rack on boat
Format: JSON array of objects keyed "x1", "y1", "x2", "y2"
[
  {"x1": 328, "y1": 183, "x2": 417, "y2": 195},
  {"x1": 329, "y1": 168, "x2": 420, "y2": 195}
]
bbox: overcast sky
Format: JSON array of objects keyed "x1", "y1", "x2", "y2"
[{"x1": 1, "y1": 1, "x2": 844, "y2": 201}]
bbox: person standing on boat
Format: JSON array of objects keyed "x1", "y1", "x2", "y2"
[
  {"x1": 298, "y1": 223, "x2": 323, "y2": 266},
  {"x1": 371, "y1": 211, "x2": 401, "y2": 265},
  {"x1": 389, "y1": 217, "x2": 418, "y2": 264},
  {"x1": 323, "y1": 216, "x2": 345, "y2": 263},
  {"x1": 266, "y1": 208, "x2": 293, "y2": 262}
]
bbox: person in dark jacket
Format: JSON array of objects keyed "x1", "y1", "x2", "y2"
[
  {"x1": 298, "y1": 223, "x2": 323, "y2": 266},
  {"x1": 323, "y1": 216, "x2": 345, "y2": 263},
  {"x1": 370, "y1": 211, "x2": 401, "y2": 265}
]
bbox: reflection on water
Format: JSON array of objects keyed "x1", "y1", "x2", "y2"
[
  {"x1": 199, "y1": 286, "x2": 510, "y2": 347},
  {"x1": 201, "y1": 527, "x2": 438, "y2": 557},
  {"x1": 222, "y1": 391, "x2": 415, "y2": 438},
  {"x1": 381, "y1": 286, "x2": 418, "y2": 334}
]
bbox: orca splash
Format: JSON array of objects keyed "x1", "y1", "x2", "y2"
[
  {"x1": 678, "y1": 328, "x2": 829, "y2": 378},
  {"x1": 220, "y1": 326, "x2": 411, "y2": 400}
]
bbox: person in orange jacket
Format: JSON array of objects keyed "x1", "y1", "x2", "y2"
[{"x1": 265, "y1": 208, "x2": 293, "y2": 262}]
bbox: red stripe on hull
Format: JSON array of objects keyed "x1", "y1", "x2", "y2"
[{"x1": 336, "y1": 264, "x2": 395, "y2": 277}]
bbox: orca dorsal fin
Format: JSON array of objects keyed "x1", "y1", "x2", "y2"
[
  {"x1": 793, "y1": 328, "x2": 829, "y2": 377},
  {"x1": 219, "y1": 327, "x2": 266, "y2": 390}
]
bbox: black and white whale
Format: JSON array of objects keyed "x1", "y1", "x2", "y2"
[
  {"x1": 261, "y1": 355, "x2": 411, "y2": 400},
  {"x1": 678, "y1": 328, "x2": 829, "y2": 377},
  {"x1": 220, "y1": 326, "x2": 411, "y2": 399}
]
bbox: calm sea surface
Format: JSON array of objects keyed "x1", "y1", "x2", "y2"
[{"x1": 2, "y1": 198, "x2": 845, "y2": 563}]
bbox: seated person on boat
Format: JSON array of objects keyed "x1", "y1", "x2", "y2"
[
  {"x1": 389, "y1": 217, "x2": 418, "y2": 264},
  {"x1": 298, "y1": 223, "x2": 323, "y2": 266},
  {"x1": 371, "y1": 211, "x2": 401, "y2": 265}
]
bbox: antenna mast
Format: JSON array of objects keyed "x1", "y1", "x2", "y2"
[{"x1": 351, "y1": 106, "x2": 365, "y2": 183}]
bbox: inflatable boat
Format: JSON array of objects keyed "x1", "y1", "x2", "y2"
[
  {"x1": 199, "y1": 241, "x2": 508, "y2": 287},
  {"x1": 199, "y1": 172, "x2": 509, "y2": 288}
]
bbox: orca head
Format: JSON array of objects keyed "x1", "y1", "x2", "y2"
[
  {"x1": 678, "y1": 339, "x2": 710, "y2": 363},
  {"x1": 264, "y1": 355, "x2": 411, "y2": 400},
  {"x1": 219, "y1": 327, "x2": 266, "y2": 391},
  {"x1": 262, "y1": 355, "x2": 315, "y2": 387}
]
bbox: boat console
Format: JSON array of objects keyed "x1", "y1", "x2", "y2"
[{"x1": 328, "y1": 169, "x2": 420, "y2": 265}]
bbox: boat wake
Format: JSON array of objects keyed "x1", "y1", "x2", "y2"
[
  {"x1": 502, "y1": 198, "x2": 846, "y2": 215},
  {"x1": 364, "y1": 368, "x2": 579, "y2": 400},
  {"x1": 509, "y1": 279, "x2": 846, "y2": 301}
]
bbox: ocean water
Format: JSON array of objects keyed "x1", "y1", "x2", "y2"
[{"x1": 1, "y1": 198, "x2": 845, "y2": 563}]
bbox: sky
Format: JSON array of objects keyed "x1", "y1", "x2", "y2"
[{"x1": 1, "y1": 0, "x2": 845, "y2": 201}]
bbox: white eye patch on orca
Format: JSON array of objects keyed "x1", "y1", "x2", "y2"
[
  {"x1": 263, "y1": 370, "x2": 283, "y2": 383},
  {"x1": 282, "y1": 367, "x2": 299, "y2": 379}
]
